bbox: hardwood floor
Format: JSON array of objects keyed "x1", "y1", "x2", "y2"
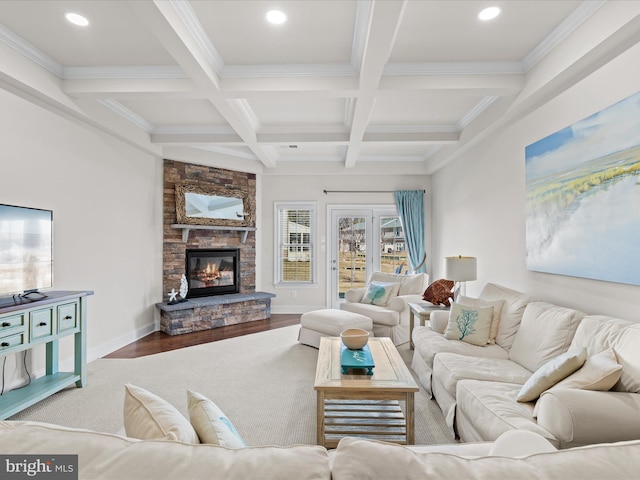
[{"x1": 105, "y1": 314, "x2": 301, "y2": 359}]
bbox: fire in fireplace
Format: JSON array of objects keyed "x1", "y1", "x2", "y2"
[{"x1": 185, "y1": 248, "x2": 240, "y2": 298}]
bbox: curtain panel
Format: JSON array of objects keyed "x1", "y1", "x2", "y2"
[{"x1": 394, "y1": 190, "x2": 427, "y2": 274}]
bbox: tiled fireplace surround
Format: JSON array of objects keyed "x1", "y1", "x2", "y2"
[{"x1": 158, "y1": 159, "x2": 274, "y2": 335}]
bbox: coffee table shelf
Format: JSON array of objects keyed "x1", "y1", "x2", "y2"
[
  {"x1": 314, "y1": 337, "x2": 418, "y2": 448},
  {"x1": 323, "y1": 399, "x2": 407, "y2": 448}
]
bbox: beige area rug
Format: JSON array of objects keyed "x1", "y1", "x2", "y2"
[{"x1": 9, "y1": 325, "x2": 454, "y2": 447}]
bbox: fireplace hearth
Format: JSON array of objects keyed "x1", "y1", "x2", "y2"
[{"x1": 185, "y1": 248, "x2": 240, "y2": 298}]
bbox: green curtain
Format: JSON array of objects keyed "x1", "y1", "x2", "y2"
[{"x1": 394, "y1": 190, "x2": 426, "y2": 273}]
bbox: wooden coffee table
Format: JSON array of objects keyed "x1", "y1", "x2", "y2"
[{"x1": 314, "y1": 337, "x2": 419, "y2": 448}]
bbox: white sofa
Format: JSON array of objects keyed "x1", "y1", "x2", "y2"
[
  {"x1": 340, "y1": 272, "x2": 429, "y2": 345},
  {"x1": 411, "y1": 283, "x2": 640, "y2": 449},
  {"x1": 4, "y1": 420, "x2": 640, "y2": 479}
]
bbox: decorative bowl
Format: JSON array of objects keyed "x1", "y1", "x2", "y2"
[{"x1": 340, "y1": 328, "x2": 370, "y2": 350}]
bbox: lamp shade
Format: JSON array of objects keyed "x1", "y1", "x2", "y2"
[{"x1": 445, "y1": 256, "x2": 477, "y2": 282}]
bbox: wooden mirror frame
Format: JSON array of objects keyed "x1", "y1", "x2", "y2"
[{"x1": 175, "y1": 182, "x2": 254, "y2": 227}]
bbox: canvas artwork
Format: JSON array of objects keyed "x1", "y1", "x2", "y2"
[{"x1": 525, "y1": 91, "x2": 640, "y2": 286}]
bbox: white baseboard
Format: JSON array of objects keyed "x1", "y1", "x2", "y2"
[{"x1": 89, "y1": 320, "x2": 158, "y2": 361}]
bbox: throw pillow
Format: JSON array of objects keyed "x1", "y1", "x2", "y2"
[
  {"x1": 552, "y1": 348, "x2": 622, "y2": 391},
  {"x1": 123, "y1": 384, "x2": 199, "y2": 443},
  {"x1": 456, "y1": 295, "x2": 504, "y2": 344},
  {"x1": 187, "y1": 390, "x2": 246, "y2": 448},
  {"x1": 422, "y1": 279, "x2": 454, "y2": 307},
  {"x1": 361, "y1": 281, "x2": 399, "y2": 306},
  {"x1": 516, "y1": 348, "x2": 588, "y2": 402},
  {"x1": 444, "y1": 302, "x2": 494, "y2": 346}
]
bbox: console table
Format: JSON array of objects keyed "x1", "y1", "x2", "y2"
[{"x1": 0, "y1": 290, "x2": 93, "y2": 419}]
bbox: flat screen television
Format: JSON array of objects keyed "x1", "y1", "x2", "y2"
[{"x1": 0, "y1": 204, "x2": 53, "y2": 298}]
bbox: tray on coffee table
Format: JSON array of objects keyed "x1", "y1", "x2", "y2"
[{"x1": 340, "y1": 343, "x2": 375, "y2": 375}]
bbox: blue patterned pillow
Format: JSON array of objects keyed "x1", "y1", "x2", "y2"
[
  {"x1": 444, "y1": 303, "x2": 494, "y2": 346},
  {"x1": 361, "y1": 281, "x2": 400, "y2": 306}
]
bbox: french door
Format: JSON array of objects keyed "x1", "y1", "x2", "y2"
[{"x1": 328, "y1": 206, "x2": 407, "y2": 308}]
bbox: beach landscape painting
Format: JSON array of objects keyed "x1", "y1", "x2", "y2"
[{"x1": 525, "y1": 91, "x2": 640, "y2": 286}]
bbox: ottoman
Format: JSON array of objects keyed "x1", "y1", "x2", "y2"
[{"x1": 298, "y1": 309, "x2": 373, "y2": 348}]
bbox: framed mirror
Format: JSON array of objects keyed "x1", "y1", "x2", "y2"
[{"x1": 175, "y1": 182, "x2": 254, "y2": 227}]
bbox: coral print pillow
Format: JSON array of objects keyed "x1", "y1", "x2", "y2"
[
  {"x1": 361, "y1": 281, "x2": 400, "y2": 306},
  {"x1": 444, "y1": 302, "x2": 494, "y2": 346}
]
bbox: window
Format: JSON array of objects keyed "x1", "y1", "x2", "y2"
[{"x1": 275, "y1": 202, "x2": 316, "y2": 284}]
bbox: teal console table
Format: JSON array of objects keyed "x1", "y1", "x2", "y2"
[{"x1": 0, "y1": 290, "x2": 93, "y2": 419}]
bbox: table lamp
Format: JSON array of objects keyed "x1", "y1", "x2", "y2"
[{"x1": 445, "y1": 255, "x2": 477, "y2": 302}]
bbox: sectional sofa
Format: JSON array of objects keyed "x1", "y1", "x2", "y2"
[
  {"x1": 3, "y1": 420, "x2": 640, "y2": 479},
  {"x1": 411, "y1": 283, "x2": 640, "y2": 448}
]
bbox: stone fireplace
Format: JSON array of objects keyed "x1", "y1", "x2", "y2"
[{"x1": 157, "y1": 160, "x2": 274, "y2": 335}]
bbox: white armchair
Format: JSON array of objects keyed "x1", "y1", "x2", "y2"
[{"x1": 340, "y1": 272, "x2": 429, "y2": 345}]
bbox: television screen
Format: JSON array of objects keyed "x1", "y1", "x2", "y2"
[{"x1": 0, "y1": 204, "x2": 53, "y2": 296}]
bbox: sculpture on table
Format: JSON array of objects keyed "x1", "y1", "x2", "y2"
[
  {"x1": 179, "y1": 274, "x2": 189, "y2": 301},
  {"x1": 166, "y1": 275, "x2": 189, "y2": 305}
]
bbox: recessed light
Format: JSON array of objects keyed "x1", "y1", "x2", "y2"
[
  {"x1": 65, "y1": 12, "x2": 89, "y2": 27},
  {"x1": 478, "y1": 6, "x2": 501, "y2": 21},
  {"x1": 266, "y1": 9, "x2": 287, "y2": 25}
]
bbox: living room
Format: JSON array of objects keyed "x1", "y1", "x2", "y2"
[{"x1": 1, "y1": 1, "x2": 640, "y2": 477}]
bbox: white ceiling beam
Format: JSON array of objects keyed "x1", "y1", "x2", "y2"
[
  {"x1": 151, "y1": 133, "x2": 244, "y2": 144},
  {"x1": 345, "y1": 0, "x2": 408, "y2": 168},
  {"x1": 63, "y1": 78, "x2": 198, "y2": 98},
  {"x1": 128, "y1": 0, "x2": 277, "y2": 168}
]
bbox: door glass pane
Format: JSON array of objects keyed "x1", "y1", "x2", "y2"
[
  {"x1": 380, "y1": 216, "x2": 407, "y2": 274},
  {"x1": 338, "y1": 216, "x2": 366, "y2": 298}
]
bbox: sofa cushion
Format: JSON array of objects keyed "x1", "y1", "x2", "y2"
[
  {"x1": 570, "y1": 315, "x2": 640, "y2": 394},
  {"x1": 457, "y1": 295, "x2": 504, "y2": 343},
  {"x1": 552, "y1": 348, "x2": 622, "y2": 391},
  {"x1": 455, "y1": 380, "x2": 555, "y2": 443},
  {"x1": 509, "y1": 302, "x2": 584, "y2": 373},
  {"x1": 369, "y1": 272, "x2": 427, "y2": 296},
  {"x1": 361, "y1": 281, "x2": 399, "y2": 306},
  {"x1": 123, "y1": 384, "x2": 199, "y2": 443},
  {"x1": 434, "y1": 353, "x2": 532, "y2": 399},
  {"x1": 413, "y1": 327, "x2": 510, "y2": 369},
  {"x1": 340, "y1": 301, "x2": 398, "y2": 326},
  {"x1": 479, "y1": 283, "x2": 535, "y2": 352},
  {"x1": 331, "y1": 436, "x2": 640, "y2": 480},
  {"x1": 422, "y1": 279, "x2": 454, "y2": 306},
  {"x1": 516, "y1": 348, "x2": 587, "y2": 402},
  {"x1": 0, "y1": 421, "x2": 332, "y2": 480},
  {"x1": 187, "y1": 390, "x2": 245, "y2": 447},
  {"x1": 444, "y1": 303, "x2": 493, "y2": 346}
]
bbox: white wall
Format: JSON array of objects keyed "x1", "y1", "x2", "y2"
[
  {"x1": 431, "y1": 41, "x2": 640, "y2": 320},
  {"x1": 0, "y1": 89, "x2": 163, "y2": 387},
  {"x1": 260, "y1": 173, "x2": 431, "y2": 313}
]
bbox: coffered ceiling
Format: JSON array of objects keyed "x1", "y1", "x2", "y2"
[{"x1": 0, "y1": 0, "x2": 628, "y2": 175}]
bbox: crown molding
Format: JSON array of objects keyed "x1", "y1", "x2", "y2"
[
  {"x1": 522, "y1": 0, "x2": 607, "y2": 72},
  {"x1": 221, "y1": 63, "x2": 357, "y2": 78},
  {"x1": 153, "y1": 126, "x2": 236, "y2": 135},
  {"x1": 63, "y1": 66, "x2": 187, "y2": 79},
  {"x1": 0, "y1": 24, "x2": 63, "y2": 78},
  {"x1": 98, "y1": 99, "x2": 154, "y2": 132},
  {"x1": 384, "y1": 62, "x2": 524, "y2": 76},
  {"x1": 366, "y1": 125, "x2": 459, "y2": 134},
  {"x1": 457, "y1": 96, "x2": 498, "y2": 129}
]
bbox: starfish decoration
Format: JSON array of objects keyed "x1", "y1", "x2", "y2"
[{"x1": 168, "y1": 288, "x2": 178, "y2": 302}]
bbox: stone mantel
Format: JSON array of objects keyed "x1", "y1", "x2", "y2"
[{"x1": 156, "y1": 292, "x2": 275, "y2": 312}]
